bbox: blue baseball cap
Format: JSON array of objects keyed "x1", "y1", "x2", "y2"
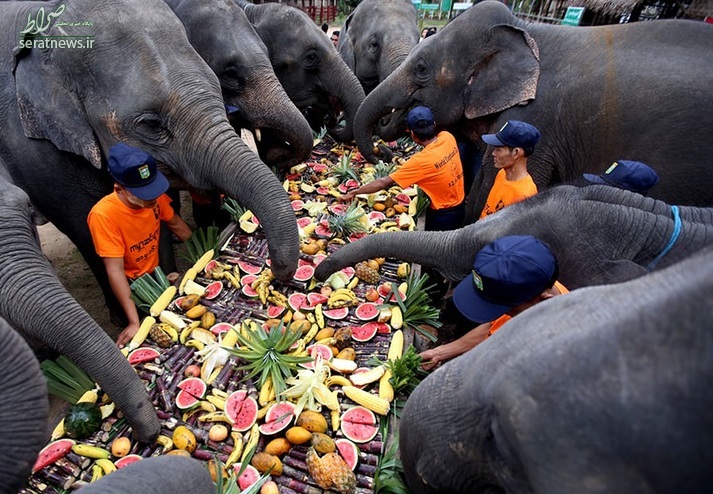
[
  {"x1": 453, "y1": 235, "x2": 557, "y2": 323},
  {"x1": 583, "y1": 160, "x2": 659, "y2": 195},
  {"x1": 405, "y1": 106, "x2": 435, "y2": 131},
  {"x1": 482, "y1": 120, "x2": 541, "y2": 151},
  {"x1": 108, "y1": 143, "x2": 169, "y2": 201}
]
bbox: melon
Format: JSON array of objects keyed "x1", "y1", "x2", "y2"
[
  {"x1": 128, "y1": 347, "x2": 160, "y2": 365},
  {"x1": 296, "y1": 217, "x2": 313, "y2": 229},
  {"x1": 395, "y1": 193, "x2": 411, "y2": 205},
  {"x1": 203, "y1": 259, "x2": 219, "y2": 275},
  {"x1": 33, "y1": 439, "x2": 75, "y2": 473},
  {"x1": 312, "y1": 163, "x2": 329, "y2": 173},
  {"x1": 341, "y1": 406, "x2": 379, "y2": 444},
  {"x1": 348, "y1": 232, "x2": 367, "y2": 243},
  {"x1": 288, "y1": 292, "x2": 308, "y2": 311},
  {"x1": 335, "y1": 438, "x2": 359, "y2": 471},
  {"x1": 337, "y1": 183, "x2": 349, "y2": 194},
  {"x1": 340, "y1": 267, "x2": 356, "y2": 280},
  {"x1": 314, "y1": 224, "x2": 332, "y2": 237},
  {"x1": 306, "y1": 292, "x2": 329, "y2": 307},
  {"x1": 344, "y1": 179, "x2": 359, "y2": 189},
  {"x1": 177, "y1": 377, "x2": 207, "y2": 399},
  {"x1": 328, "y1": 203, "x2": 347, "y2": 215},
  {"x1": 312, "y1": 254, "x2": 327, "y2": 266},
  {"x1": 361, "y1": 321, "x2": 390, "y2": 336},
  {"x1": 354, "y1": 303, "x2": 379, "y2": 322},
  {"x1": 114, "y1": 454, "x2": 142, "y2": 469},
  {"x1": 208, "y1": 322, "x2": 232, "y2": 337},
  {"x1": 238, "y1": 261, "x2": 262, "y2": 276},
  {"x1": 175, "y1": 389, "x2": 200, "y2": 410},
  {"x1": 242, "y1": 284, "x2": 259, "y2": 298},
  {"x1": 259, "y1": 402, "x2": 296, "y2": 435},
  {"x1": 352, "y1": 323, "x2": 378, "y2": 342},
  {"x1": 233, "y1": 463, "x2": 260, "y2": 491},
  {"x1": 301, "y1": 343, "x2": 334, "y2": 370},
  {"x1": 293, "y1": 265, "x2": 315, "y2": 282},
  {"x1": 367, "y1": 211, "x2": 386, "y2": 223},
  {"x1": 323, "y1": 307, "x2": 349, "y2": 320},
  {"x1": 225, "y1": 390, "x2": 259, "y2": 432},
  {"x1": 266, "y1": 305, "x2": 286, "y2": 318},
  {"x1": 240, "y1": 274, "x2": 258, "y2": 286},
  {"x1": 377, "y1": 283, "x2": 406, "y2": 302},
  {"x1": 204, "y1": 281, "x2": 223, "y2": 300},
  {"x1": 316, "y1": 186, "x2": 330, "y2": 195},
  {"x1": 291, "y1": 200, "x2": 304, "y2": 211}
]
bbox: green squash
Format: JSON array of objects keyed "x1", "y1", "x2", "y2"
[{"x1": 64, "y1": 402, "x2": 102, "y2": 439}]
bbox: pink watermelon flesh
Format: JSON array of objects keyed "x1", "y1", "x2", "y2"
[
  {"x1": 323, "y1": 307, "x2": 349, "y2": 320},
  {"x1": 345, "y1": 179, "x2": 359, "y2": 189},
  {"x1": 291, "y1": 200, "x2": 304, "y2": 211},
  {"x1": 288, "y1": 292, "x2": 308, "y2": 311},
  {"x1": 234, "y1": 464, "x2": 260, "y2": 490},
  {"x1": 354, "y1": 303, "x2": 379, "y2": 322},
  {"x1": 367, "y1": 211, "x2": 386, "y2": 222},
  {"x1": 177, "y1": 377, "x2": 207, "y2": 398},
  {"x1": 293, "y1": 265, "x2": 315, "y2": 282},
  {"x1": 266, "y1": 305, "x2": 286, "y2": 318},
  {"x1": 225, "y1": 391, "x2": 259, "y2": 432},
  {"x1": 33, "y1": 439, "x2": 75, "y2": 473},
  {"x1": 352, "y1": 322, "x2": 378, "y2": 342},
  {"x1": 307, "y1": 292, "x2": 329, "y2": 307},
  {"x1": 348, "y1": 232, "x2": 367, "y2": 243},
  {"x1": 128, "y1": 348, "x2": 160, "y2": 365},
  {"x1": 361, "y1": 321, "x2": 390, "y2": 335},
  {"x1": 301, "y1": 343, "x2": 333, "y2": 370},
  {"x1": 204, "y1": 260, "x2": 218, "y2": 275},
  {"x1": 312, "y1": 163, "x2": 329, "y2": 173},
  {"x1": 341, "y1": 406, "x2": 379, "y2": 443},
  {"x1": 335, "y1": 438, "x2": 359, "y2": 471},
  {"x1": 204, "y1": 281, "x2": 223, "y2": 300},
  {"x1": 241, "y1": 274, "x2": 257, "y2": 286},
  {"x1": 395, "y1": 193, "x2": 411, "y2": 205},
  {"x1": 340, "y1": 267, "x2": 356, "y2": 279},
  {"x1": 238, "y1": 261, "x2": 262, "y2": 275},
  {"x1": 296, "y1": 217, "x2": 313, "y2": 228},
  {"x1": 259, "y1": 402, "x2": 295, "y2": 435},
  {"x1": 175, "y1": 389, "x2": 200, "y2": 410},
  {"x1": 314, "y1": 224, "x2": 332, "y2": 237},
  {"x1": 377, "y1": 283, "x2": 406, "y2": 302},
  {"x1": 316, "y1": 186, "x2": 330, "y2": 195},
  {"x1": 329, "y1": 204, "x2": 347, "y2": 215},
  {"x1": 114, "y1": 454, "x2": 142, "y2": 469},
  {"x1": 242, "y1": 285, "x2": 258, "y2": 298},
  {"x1": 312, "y1": 254, "x2": 327, "y2": 266},
  {"x1": 210, "y1": 322, "x2": 233, "y2": 336}
]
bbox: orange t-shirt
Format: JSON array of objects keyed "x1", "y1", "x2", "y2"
[
  {"x1": 479, "y1": 168, "x2": 538, "y2": 219},
  {"x1": 487, "y1": 281, "x2": 570, "y2": 336},
  {"x1": 390, "y1": 131, "x2": 464, "y2": 210},
  {"x1": 87, "y1": 192, "x2": 175, "y2": 279}
]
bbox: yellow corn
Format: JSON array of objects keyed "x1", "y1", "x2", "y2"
[
  {"x1": 387, "y1": 330, "x2": 404, "y2": 361},
  {"x1": 192, "y1": 248, "x2": 215, "y2": 273},
  {"x1": 77, "y1": 389, "x2": 99, "y2": 404},
  {"x1": 149, "y1": 285, "x2": 177, "y2": 317},
  {"x1": 342, "y1": 386, "x2": 391, "y2": 416},
  {"x1": 379, "y1": 370, "x2": 394, "y2": 402},
  {"x1": 389, "y1": 306, "x2": 403, "y2": 330},
  {"x1": 128, "y1": 316, "x2": 156, "y2": 351},
  {"x1": 50, "y1": 419, "x2": 65, "y2": 441},
  {"x1": 179, "y1": 268, "x2": 198, "y2": 295}
]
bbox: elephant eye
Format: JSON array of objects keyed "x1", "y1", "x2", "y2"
[
  {"x1": 301, "y1": 49, "x2": 319, "y2": 70},
  {"x1": 414, "y1": 59, "x2": 430, "y2": 84},
  {"x1": 368, "y1": 38, "x2": 379, "y2": 53},
  {"x1": 220, "y1": 66, "x2": 244, "y2": 92},
  {"x1": 134, "y1": 113, "x2": 169, "y2": 143}
]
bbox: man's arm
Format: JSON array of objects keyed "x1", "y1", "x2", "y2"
[
  {"x1": 339, "y1": 176, "x2": 395, "y2": 203},
  {"x1": 165, "y1": 214, "x2": 192, "y2": 242},
  {"x1": 419, "y1": 321, "x2": 492, "y2": 370},
  {"x1": 103, "y1": 257, "x2": 141, "y2": 348}
]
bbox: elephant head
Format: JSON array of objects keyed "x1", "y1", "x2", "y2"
[
  {"x1": 0, "y1": 175, "x2": 160, "y2": 442},
  {"x1": 400, "y1": 246, "x2": 713, "y2": 493},
  {"x1": 0, "y1": 317, "x2": 48, "y2": 493},
  {"x1": 6, "y1": 0, "x2": 298, "y2": 280},
  {"x1": 315, "y1": 185, "x2": 713, "y2": 289},
  {"x1": 237, "y1": 0, "x2": 365, "y2": 142},
  {"x1": 165, "y1": 0, "x2": 313, "y2": 170},
  {"x1": 338, "y1": 0, "x2": 419, "y2": 94}
]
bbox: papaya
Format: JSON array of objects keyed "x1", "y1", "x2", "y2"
[
  {"x1": 185, "y1": 304, "x2": 208, "y2": 319},
  {"x1": 264, "y1": 438, "x2": 292, "y2": 457},
  {"x1": 285, "y1": 426, "x2": 312, "y2": 445},
  {"x1": 179, "y1": 294, "x2": 201, "y2": 311},
  {"x1": 251, "y1": 452, "x2": 283, "y2": 476},
  {"x1": 336, "y1": 347, "x2": 356, "y2": 361},
  {"x1": 201, "y1": 311, "x2": 216, "y2": 330},
  {"x1": 311, "y1": 433, "x2": 336, "y2": 454},
  {"x1": 296, "y1": 410, "x2": 328, "y2": 433}
]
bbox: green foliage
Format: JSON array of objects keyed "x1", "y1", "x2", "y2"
[
  {"x1": 181, "y1": 226, "x2": 221, "y2": 264},
  {"x1": 327, "y1": 201, "x2": 368, "y2": 239},
  {"x1": 220, "y1": 197, "x2": 247, "y2": 224},
  {"x1": 129, "y1": 267, "x2": 171, "y2": 311},
  {"x1": 390, "y1": 272, "x2": 441, "y2": 342},
  {"x1": 41, "y1": 356, "x2": 95, "y2": 404},
  {"x1": 374, "y1": 433, "x2": 409, "y2": 494},
  {"x1": 331, "y1": 151, "x2": 360, "y2": 184},
  {"x1": 373, "y1": 160, "x2": 396, "y2": 179},
  {"x1": 387, "y1": 345, "x2": 428, "y2": 396}
]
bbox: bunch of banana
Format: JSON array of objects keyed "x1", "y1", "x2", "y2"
[
  {"x1": 223, "y1": 270, "x2": 241, "y2": 289},
  {"x1": 155, "y1": 435, "x2": 174, "y2": 453},
  {"x1": 259, "y1": 377, "x2": 276, "y2": 406},
  {"x1": 224, "y1": 431, "x2": 244, "y2": 468},
  {"x1": 198, "y1": 412, "x2": 232, "y2": 425},
  {"x1": 300, "y1": 323, "x2": 319, "y2": 346},
  {"x1": 288, "y1": 338, "x2": 307, "y2": 357},
  {"x1": 327, "y1": 288, "x2": 358, "y2": 309},
  {"x1": 241, "y1": 423, "x2": 261, "y2": 463},
  {"x1": 267, "y1": 289, "x2": 289, "y2": 307},
  {"x1": 251, "y1": 269, "x2": 275, "y2": 305},
  {"x1": 314, "y1": 304, "x2": 325, "y2": 329}
]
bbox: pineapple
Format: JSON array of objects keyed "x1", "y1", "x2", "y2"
[
  {"x1": 327, "y1": 202, "x2": 367, "y2": 239},
  {"x1": 355, "y1": 261, "x2": 380, "y2": 285},
  {"x1": 306, "y1": 447, "x2": 356, "y2": 494},
  {"x1": 331, "y1": 151, "x2": 360, "y2": 184},
  {"x1": 149, "y1": 323, "x2": 173, "y2": 348}
]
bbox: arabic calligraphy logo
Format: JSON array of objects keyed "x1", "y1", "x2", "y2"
[{"x1": 20, "y1": 4, "x2": 66, "y2": 35}]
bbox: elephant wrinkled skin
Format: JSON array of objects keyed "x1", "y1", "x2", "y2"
[
  {"x1": 0, "y1": 175, "x2": 160, "y2": 442},
  {"x1": 353, "y1": 0, "x2": 713, "y2": 221},
  {"x1": 400, "y1": 246, "x2": 713, "y2": 493},
  {"x1": 315, "y1": 185, "x2": 713, "y2": 289}
]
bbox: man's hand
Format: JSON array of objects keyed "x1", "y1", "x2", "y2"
[
  {"x1": 338, "y1": 191, "x2": 356, "y2": 203},
  {"x1": 419, "y1": 348, "x2": 445, "y2": 371},
  {"x1": 117, "y1": 321, "x2": 140, "y2": 348}
]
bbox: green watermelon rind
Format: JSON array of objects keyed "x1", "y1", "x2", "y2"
[
  {"x1": 354, "y1": 303, "x2": 379, "y2": 323},
  {"x1": 175, "y1": 389, "x2": 201, "y2": 410},
  {"x1": 335, "y1": 438, "x2": 359, "y2": 471},
  {"x1": 340, "y1": 406, "x2": 378, "y2": 444},
  {"x1": 33, "y1": 439, "x2": 75, "y2": 473},
  {"x1": 114, "y1": 454, "x2": 143, "y2": 469},
  {"x1": 127, "y1": 347, "x2": 161, "y2": 365}
]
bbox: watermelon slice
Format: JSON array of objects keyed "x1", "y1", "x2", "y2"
[
  {"x1": 238, "y1": 261, "x2": 262, "y2": 275},
  {"x1": 352, "y1": 322, "x2": 378, "y2": 342},
  {"x1": 329, "y1": 203, "x2": 347, "y2": 215},
  {"x1": 259, "y1": 402, "x2": 296, "y2": 435},
  {"x1": 311, "y1": 163, "x2": 329, "y2": 173},
  {"x1": 204, "y1": 260, "x2": 219, "y2": 275},
  {"x1": 348, "y1": 232, "x2": 368, "y2": 243},
  {"x1": 204, "y1": 281, "x2": 223, "y2": 300},
  {"x1": 344, "y1": 179, "x2": 359, "y2": 189},
  {"x1": 128, "y1": 347, "x2": 160, "y2": 365},
  {"x1": 240, "y1": 274, "x2": 257, "y2": 286},
  {"x1": 323, "y1": 307, "x2": 349, "y2": 320},
  {"x1": 296, "y1": 217, "x2": 313, "y2": 229},
  {"x1": 233, "y1": 464, "x2": 260, "y2": 491},
  {"x1": 33, "y1": 439, "x2": 75, "y2": 473},
  {"x1": 291, "y1": 200, "x2": 304, "y2": 211},
  {"x1": 288, "y1": 292, "x2": 308, "y2": 311},
  {"x1": 395, "y1": 193, "x2": 411, "y2": 205},
  {"x1": 354, "y1": 303, "x2": 379, "y2": 322},
  {"x1": 306, "y1": 292, "x2": 329, "y2": 307},
  {"x1": 225, "y1": 390, "x2": 259, "y2": 432},
  {"x1": 337, "y1": 183, "x2": 349, "y2": 194},
  {"x1": 209, "y1": 322, "x2": 233, "y2": 336},
  {"x1": 361, "y1": 321, "x2": 390, "y2": 335},
  {"x1": 293, "y1": 265, "x2": 315, "y2": 282},
  {"x1": 314, "y1": 224, "x2": 332, "y2": 237},
  {"x1": 341, "y1": 406, "x2": 379, "y2": 444},
  {"x1": 114, "y1": 454, "x2": 143, "y2": 469},
  {"x1": 312, "y1": 254, "x2": 327, "y2": 266},
  {"x1": 177, "y1": 377, "x2": 207, "y2": 399},
  {"x1": 335, "y1": 438, "x2": 359, "y2": 471},
  {"x1": 266, "y1": 305, "x2": 286, "y2": 318},
  {"x1": 367, "y1": 211, "x2": 386, "y2": 223},
  {"x1": 316, "y1": 186, "x2": 330, "y2": 195},
  {"x1": 340, "y1": 267, "x2": 356, "y2": 280},
  {"x1": 377, "y1": 283, "x2": 407, "y2": 302},
  {"x1": 175, "y1": 389, "x2": 200, "y2": 410},
  {"x1": 301, "y1": 343, "x2": 334, "y2": 370},
  {"x1": 242, "y1": 284, "x2": 258, "y2": 298}
]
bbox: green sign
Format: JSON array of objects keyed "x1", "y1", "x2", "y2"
[
  {"x1": 562, "y1": 6, "x2": 585, "y2": 26},
  {"x1": 420, "y1": 3, "x2": 439, "y2": 11},
  {"x1": 441, "y1": 0, "x2": 453, "y2": 12}
]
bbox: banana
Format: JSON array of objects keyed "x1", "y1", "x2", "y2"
[
  {"x1": 224, "y1": 431, "x2": 243, "y2": 468},
  {"x1": 184, "y1": 339, "x2": 205, "y2": 351},
  {"x1": 314, "y1": 304, "x2": 325, "y2": 329},
  {"x1": 90, "y1": 464, "x2": 104, "y2": 482},
  {"x1": 72, "y1": 444, "x2": 110, "y2": 459},
  {"x1": 155, "y1": 435, "x2": 174, "y2": 452},
  {"x1": 326, "y1": 375, "x2": 352, "y2": 387},
  {"x1": 160, "y1": 324, "x2": 179, "y2": 342},
  {"x1": 241, "y1": 423, "x2": 260, "y2": 463},
  {"x1": 331, "y1": 406, "x2": 340, "y2": 432},
  {"x1": 347, "y1": 275, "x2": 359, "y2": 290},
  {"x1": 206, "y1": 394, "x2": 226, "y2": 411},
  {"x1": 198, "y1": 412, "x2": 233, "y2": 424},
  {"x1": 211, "y1": 388, "x2": 229, "y2": 400},
  {"x1": 95, "y1": 458, "x2": 117, "y2": 475},
  {"x1": 179, "y1": 324, "x2": 194, "y2": 345},
  {"x1": 223, "y1": 271, "x2": 241, "y2": 289},
  {"x1": 301, "y1": 323, "x2": 319, "y2": 345},
  {"x1": 259, "y1": 377, "x2": 273, "y2": 407},
  {"x1": 288, "y1": 339, "x2": 306, "y2": 356},
  {"x1": 268, "y1": 289, "x2": 289, "y2": 306},
  {"x1": 200, "y1": 401, "x2": 217, "y2": 413},
  {"x1": 257, "y1": 401, "x2": 274, "y2": 420}
]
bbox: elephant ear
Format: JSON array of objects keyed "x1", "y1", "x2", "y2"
[
  {"x1": 12, "y1": 42, "x2": 102, "y2": 168},
  {"x1": 464, "y1": 24, "x2": 540, "y2": 120}
]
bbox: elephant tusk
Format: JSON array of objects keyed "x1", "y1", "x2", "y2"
[{"x1": 254, "y1": 127, "x2": 262, "y2": 142}]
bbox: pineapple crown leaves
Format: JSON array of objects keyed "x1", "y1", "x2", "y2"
[
  {"x1": 180, "y1": 226, "x2": 220, "y2": 264},
  {"x1": 230, "y1": 321, "x2": 312, "y2": 397},
  {"x1": 373, "y1": 160, "x2": 396, "y2": 179},
  {"x1": 327, "y1": 201, "x2": 368, "y2": 238},
  {"x1": 389, "y1": 272, "x2": 441, "y2": 342},
  {"x1": 221, "y1": 196, "x2": 248, "y2": 223},
  {"x1": 331, "y1": 151, "x2": 360, "y2": 183}
]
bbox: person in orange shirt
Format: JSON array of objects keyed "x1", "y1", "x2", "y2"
[
  {"x1": 341, "y1": 106, "x2": 465, "y2": 231},
  {"x1": 479, "y1": 120, "x2": 541, "y2": 219},
  {"x1": 420, "y1": 235, "x2": 568, "y2": 370},
  {"x1": 88, "y1": 143, "x2": 192, "y2": 348}
]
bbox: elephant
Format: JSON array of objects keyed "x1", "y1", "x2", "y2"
[
  {"x1": 399, "y1": 245, "x2": 713, "y2": 493},
  {"x1": 353, "y1": 0, "x2": 713, "y2": 223},
  {"x1": 315, "y1": 185, "x2": 713, "y2": 290},
  {"x1": 0, "y1": 0, "x2": 300, "y2": 323},
  {"x1": 337, "y1": 0, "x2": 419, "y2": 94},
  {"x1": 164, "y1": 0, "x2": 313, "y2": 171},
  {"x1": 0, "y1": 174, "x2": 160, "y2": 442},
  {"x1": 0, "y1": 317, "x2": 48, "y2": 494},
  {"x1": 235, "y1": 0, "x2": 365, "y2": 142},
  {"x1": 79, "y1": 456, "x2": 214, "y2": 493}
]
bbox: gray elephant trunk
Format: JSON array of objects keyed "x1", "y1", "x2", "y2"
[
  {"x1": 322, "y1": 52, "x2": 366, "y2": 143},
  {"x1": 353, "y1": 75, "x2": 403, "y2": 163}
]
